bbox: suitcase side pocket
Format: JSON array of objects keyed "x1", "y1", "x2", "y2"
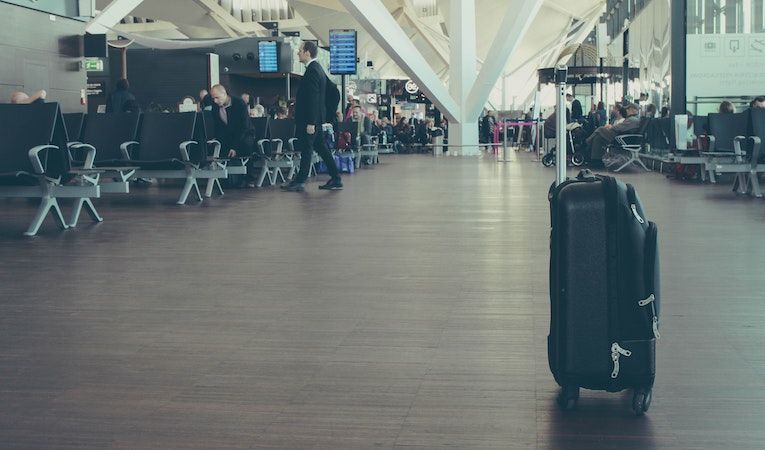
[{"x1": 611, "y1": 339, "x2": 656, "y2": 389}]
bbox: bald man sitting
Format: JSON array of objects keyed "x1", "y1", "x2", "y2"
[
  {"x1": 10, "y1": 89, "x2": 46, "y2": 104},
  {"x1": 209, "y1": 84, "x2": 257, "y2": 187},
  {"x1": 209, "y1": 84, "x2": 255, "y2": 159}
]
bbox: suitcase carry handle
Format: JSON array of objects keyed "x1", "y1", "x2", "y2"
[{"x1": 576, "y1": 169, "x2": 598, "y2": 182}]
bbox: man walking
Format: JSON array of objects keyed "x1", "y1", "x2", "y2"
[{"x1": 282, "y1": 41, "x2": 342, "y2": 192}]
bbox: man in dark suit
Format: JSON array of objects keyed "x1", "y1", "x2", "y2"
[{"x1": 282, "y1": 41, "x2": 342, "y2": 192}]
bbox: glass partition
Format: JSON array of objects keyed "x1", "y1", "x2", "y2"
[{"x1": 687, "y1": 0, "x2": 765, "y2": 114}]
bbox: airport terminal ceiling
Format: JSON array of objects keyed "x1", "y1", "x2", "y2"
[{"x1": 95, "y1": 0, "x2": 606, "y2": 107}]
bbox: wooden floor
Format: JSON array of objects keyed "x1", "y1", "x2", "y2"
[{"x1": 1, "y1": 153, "x2": 764, "y2": 449}]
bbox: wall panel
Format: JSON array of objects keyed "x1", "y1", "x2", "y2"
[{"x1": 0, "y1": 2, "x2": 86, "y2": 111}]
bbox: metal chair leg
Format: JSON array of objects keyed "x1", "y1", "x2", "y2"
[{"x1": 25, "y1": 197, "x2": 68, "y2": 236}]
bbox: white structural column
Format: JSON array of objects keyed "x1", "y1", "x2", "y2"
[
  {"x1": 86, "y1": 0, "x2": 145, "y2": 34},
  {"x1": 466, "y1": 0, "x2": 543, "y2": 119},
  {"x1": 448, "y1": 0, "x2": 478, "y2": 155},
  {"x1": 339, "y1": 0, "x2": 460, "y2": 122}
]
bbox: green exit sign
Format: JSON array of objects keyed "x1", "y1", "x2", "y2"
[{"x1": 83, "y1": 59, "x2": 103, "y2": 72}]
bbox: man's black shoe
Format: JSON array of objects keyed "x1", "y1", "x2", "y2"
[
  {"x1": 280, "y1": 182, "x2": 305, "y2": 192},
  {"x1": 318, "y1": 179, "x2": 343, "y2": 190}
]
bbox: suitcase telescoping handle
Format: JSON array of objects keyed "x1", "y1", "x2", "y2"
[{"x1": 554, "y1": 65, "x2": 568, "y2": 186}]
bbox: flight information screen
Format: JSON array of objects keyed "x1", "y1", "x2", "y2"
[
  {"x1": 258, "y1": 41, "x2": 279, "y2": 73},
  {"x1": 329, "y1": 29, "x2": 357, "y2": 75}
]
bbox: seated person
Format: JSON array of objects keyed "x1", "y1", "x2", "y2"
[
  {"x1": 415, "y1": 119, "x2": 433, "y2": 146},
  {"x1": 644, "y1": 104, "x2": 657, "y2": 118},
  {"x1": 10, "y1": 89, "x2": 46, "y2": 104},
  {"x1": 250, "y1": 103, "x2": 265, "y2": 118},
  {"x1": 608, "y1": 102, "x2": 624, "y2": 125},
  {"x1": 394, "y1": 117, "x2": 413, "y2": 152},
  {"x1": 275, "y1": 107, "x2": 288, "y2": 120},
  {"x1": 544, "y1": 110, "x2": 559, "y2": 139},
  {"x1": 586, "y1": 101, "x2": 641, "y2": 166},
  {"x1": 719, "y1": 100, "x2": 736, "y2": 114},
  {"x1": 379, "y1": 117, "x2": 394, "y2": 141},
  {"x1": 544, "y1": 106, "x2": 572, "y2": 139},
  {"x1": 370, "y1": 118, "x2": 382, "y2": 137},
  {"x1": 344, "y1": 105, "x2": 372, "y2": 147},
  {"x1": 209, "y1": 84, "x2": 256, "y2": 187}
]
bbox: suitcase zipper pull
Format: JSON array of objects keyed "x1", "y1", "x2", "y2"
[
  {"x1": 611, "y1": 342, "x2": 632, "y2": 378},
  {"x1": 652, "y1": 316, "x2": 661, "y2": 340},
  {"x1": 630, "y1": 204, "x2": 645, "y2": 224},
  {"x1": 637, "y1": 293, "x2": 655, "y2": 307},
  {"x1": 637, "y1": 294, "x2": 661, "y2": 339}
]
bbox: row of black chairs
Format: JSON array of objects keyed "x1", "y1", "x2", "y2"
[
  {"x1": 0, "y1": 103, "x2": 100, "y2": 236},
  {"x1": 1, "y1": 104, "x2": 384, "y2": 236},
  {"x1": 639, "y1": 109, "x2": 765, "y2": 196}
]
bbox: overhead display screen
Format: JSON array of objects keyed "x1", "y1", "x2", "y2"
[
  {"x1": 258, "y1": 40, "x2": 279, "y2": 73},
  {"x1": 329, "y1": 29, "x2": 357, "y2": 75}
]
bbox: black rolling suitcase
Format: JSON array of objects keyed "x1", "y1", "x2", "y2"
[{"x1": 548, "y1": 170, "x2": 660, "y2": 415}]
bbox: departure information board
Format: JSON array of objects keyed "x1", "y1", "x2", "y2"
[
  {"x1": 258, "y1": 40, "x2": 279, "y2": 73},
  {"x1": 329, "y1": 29, "x2": 357, "y2": 75}
]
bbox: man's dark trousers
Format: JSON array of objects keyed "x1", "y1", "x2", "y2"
[{"x1": 294, "y1": 129, "x2": 340, "y2": 183}]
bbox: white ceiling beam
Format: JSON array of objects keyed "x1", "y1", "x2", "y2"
[
  {"x1": 86, "y1": 0, "x2": 145, "y2": 33},
  {"x1": 400, "y1": 5, "x2": 449, "y2": 66},
  {"x1": 409, "y1": 14, "x2": 488, "y2": 71},
  {"x1": 339, "y1": 0, "x2": 460, "y2": 122},
  {"x1": 503, "y1": 17, "x2": 575, "y2": 78},
  {"x1": 192, "y1": 0, "x2": 265, "y2": 36},
  {"x1": 466, "y1": 0, "x2": 543, "y2": 119},
  {"x1": 295, "y1": 0, "x2": 347, "y2": 12},
  {"x1": 448, "y1": 0, "x2": 475, "y2": 111},
  {"x1": 114, "y1": 20, "x2": 178, "y2": 33},
  {"x1": 542, "y1": 1, "x2": 584, "y2": 19},
  {"x1": 207, "y1": 11, "x2": 239, "y2": 37}
]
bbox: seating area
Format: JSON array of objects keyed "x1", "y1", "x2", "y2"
[
  {"x1": 0, "y1": 103, "x2": 100, "y2": 236},
  {"x1": 584, "y1": 109, "x2": 765, "y2": 199},
  {"x1": 0, "y1": 103, "x2": 388, "y2": 237}
]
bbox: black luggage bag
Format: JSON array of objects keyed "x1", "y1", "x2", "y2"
[{"x1": 548, "y1": 170, "x2": 660, "y2": 415}]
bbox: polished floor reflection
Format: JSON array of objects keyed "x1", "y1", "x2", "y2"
[{"x1": 0, "y1": 153, "x2": 764, "y2": 448}]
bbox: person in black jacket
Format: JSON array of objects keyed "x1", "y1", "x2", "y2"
[
  {"x1": 282, "y1": 41, "x2": 342, "y2": 192},
  {"x1": 106, "y1": 78, "x2": 136, "y2": 113},
  {"x1": 210, "y1": 84, "x2": 255, "y2": 159}
]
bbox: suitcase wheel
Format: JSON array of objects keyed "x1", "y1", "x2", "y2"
[
  {"x1": 557, "y1": 386, "x2": 579, "y2": 411},
  {"x1": 632, "y1": 388, "x2": 652, "y2": 416}
]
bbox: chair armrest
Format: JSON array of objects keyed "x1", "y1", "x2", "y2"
[
  {"x1": 733, "y1": 135, "x2": 748, "y2": 158},
  {"x1": 257, "y1": 138, "x2": 269, "y2": 155},
  {"x1": 700, "y1": 151, "x2": 736, "y2": 156},
  {"x1": 28, "y1": 145, "x2": 59, "y2": 174},
  {"x1": 751, "y1": 136, "x2": 762, "y2": 164},
  {"x1": 120, "y1": 141, "x2": 139, "y2": 160},
  {"x1": 69, "y1": 143, "x2": 97, "y2": 169},
  {"x1": 288, "y1": 137, "x2": 298, "y2": 152},
  {"x1": 270, "y1": 138, "x2": 283, "y2": 155},
  {"x1": 207, "y1": 139, "x2": 221, "y2": 158},
  {"x1": 179, "y1": 140, "x2": 198, "y2": 161}
]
